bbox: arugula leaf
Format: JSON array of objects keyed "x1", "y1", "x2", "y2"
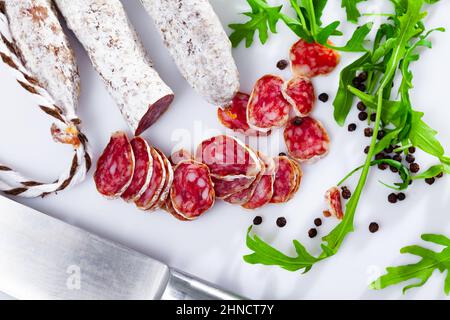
[
  {"x1": 371, "y1": 234, "x2": 450, "y2": 295},
  {"x1": 341, "y1": 0, "x2": 367, "y2": 23}
]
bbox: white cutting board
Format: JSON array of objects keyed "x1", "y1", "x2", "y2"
[{"x1": 1, "y1": 0, "x2": 450, "y2": 300}]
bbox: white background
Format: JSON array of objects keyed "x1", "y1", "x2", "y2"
[{"x1": 1, "y1": 0, "x2": 450, "y2": 300}]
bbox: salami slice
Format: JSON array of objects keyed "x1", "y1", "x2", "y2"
[
  {"x1": 284, "y1": 116, "x2": 330, "y2": 162},
  {"x1": 170, "y1": 160, "x2": 215, "y2": 220},
  {"x1": 135, "y1": 147, "x2": 166, "y2": 210},
  {"x1": 94, "y1": 132, "x2": 134, "y2": 198},
  {"x1": 247, "y1": 75, "x2": 291, "y2": 131},
  {"x1": 325, "y1": 186, "x2": 344, "y2": 220},
  {"x1": 169, "y1": 149, "x2": 193, "y2": 166},
  {"x1": 218, "y1": 92, "x2": 269, "y2": 136},
  {"x1": 121, "y1": 137, "x2": 153, "y2": 202},
  {"x1": 290, "y1": 39, "x2": 340, "y2": 78},
  {"x1": 282, "y1": 76, "x2": 315, "y2": 117},
  {"x1": 212, "y1": 175, "x2": 255, "y2": 199},
  {"x1": 290, "y1": 159, "x2": 303, "y2": 197},
  {"x1": 195, "y1": 135, "x2": 261, "y2": 179},
  {"x1": 164, "y1": 197, "x2": 189, "y2": 222},
  {"x1": 270, "y1": 156, "x2": 297, "y2": 204},
  {"x1": 150, "y1": 148, "x2": 174, "y2": 211},
  {"x1": 224, "y1": 153, "x2": 266, "y2": 205}
]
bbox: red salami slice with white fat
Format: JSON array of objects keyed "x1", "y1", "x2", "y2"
[
  {"x1": 325, "y1": 186, "x2": 344, "y2": 220},
  {"x1": 270, "y1": 156, "x2": 297, "y2": 204},
  {"x1": 149, "y1": 148, "x2": 174, "y2": 211},
  {"x1": 282, "y1": 76, "x2": 315, "y2": 117},
  {"x1": 290, "y1": 159, "x2": 303, "y2": 197},
  {"x1": 247, "y1": 75, "x2": 291, "y2": 131},
  {"x1": 121, "y1": 137, "x2": 153, "y2": 202},
  {"x1": 195, "y1": 135, "x2": 261, "y2": 179},
  {"x1": 217, "y1": 92, "x2": 269, "y2": 136},
  {"x1": 290, "y1": 39, "x2": 340, "y2": 78},
  {"x1": 94, "y1": 132, "x2": 134, "y2": 199},
  {"x1": 284, "y1": 116, "x2": 330, "y2": 162},
  {"x1": 135, "y1": 147, "x2": 166, "y2": 210},
  {"x1": 164, "y1": 197, "x2": 189, "y2": 222},
  {"x1": 170, "y1": 160, "x2": 215, "y2": 220},
  {"x1": 169, "y1": 149, "x2": 193, "y2": 166},
  {"x1": 212, "y1": 175, "x2": 255, "y2": 199}
]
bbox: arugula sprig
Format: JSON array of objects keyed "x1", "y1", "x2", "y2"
[
  {"x1": 244, "y1": 0, "x2": 448, "y2": 274},
  {"x1": 372, "y1": 234, "x2": 450, "y2": 295},
  {"x1": 229, "y1": 0, "x2": 371, "y2": 52},
  {"x1": 341, "y1": 0, "x2": 367, "y2": 23}
]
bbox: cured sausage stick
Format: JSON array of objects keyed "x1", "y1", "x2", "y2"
[
  {"x1": 139, "y1": 0, "x2": 239, "y2": 106},
  {"x1": 55, "y1": 0, "x2": 174, "y2": 135},
  {"x1": 2, "y1": 0, "x2": 80, "y2": 120}
]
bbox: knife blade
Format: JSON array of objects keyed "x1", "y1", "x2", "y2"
[{"x1": 0, "y1": 196, "x2": 241, "y2": 300}]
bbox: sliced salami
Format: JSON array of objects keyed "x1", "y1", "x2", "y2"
[
  {"x1": 242, "y1": 153, "x2": 276, "y2": 209},
  {"x1": 135, "y1": 147, "x2": 166, "y2": 210},
  {"x1": 282, "y1": 76, "x2": 315, "y2": 117},
  {"x1": 218, "y1": 92, "x2": 269, "y2": 136},
  {"x1": 284, "y1": 116, "x2": 330, "y2": 162},
  {"x1": 170, "y1": 160, "x2": 215, "y2": 220},
  {"x1": 212, "y1": 175, "x2": 255, "y2": 199},
  {"x1": 150, "y1": 148, "x2": 174, "y2": 211},
  {"x1": 290, "y1": 39, "x2": 340, "y2": 78},
  {"x1": 290, "y1": 159, "x2": 303, "y2": 197},
  {"x1": 195, "y1": 135, "x2": 261, "y2": 179},
  {"x1": 247, "y1": 75, "x2": 291, "y2": 131},
  {"x1": 94, "y1": 132, "x2": 134, "y2": 199},
  {"x1": 325, "y1": 186, "x2": 344, "y2": 220},
  {"x1": 121, "y1": 137, "x2": 153, "y2": 202},
  {"x1": 270, "y1": 156, "x2": 297, "y2": 204},
  {"x1": 164, "y1": 197, "x2": 189, "y2": 222},
  {"x1": 169, "y1": 149, "x2": 193, "y2": 166}
]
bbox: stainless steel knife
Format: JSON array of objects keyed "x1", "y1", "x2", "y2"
[{"x1": 0, "y1": 196, "x2": 242, "y2": 300}]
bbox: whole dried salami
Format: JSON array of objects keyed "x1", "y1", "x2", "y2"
[
  {"x1": 55, "y1": 0, "x2": 174, "y2": 135},
  {"x1": 121, "y1": 137, "x2": 153, "y2": 202},
  {"x1": 325, "y1": 186, "x2": 344, "y2": 220},
  {"x1": 270, "y1": 156, "x2": 297, "y2": 204},
  {"x1": 217, "y1": 92, "x2": 268, "y2": 136},
  {"x1": 242, "y1": 154, "x2": 276, "y2": 210},
  {"x1": 170, "y1": 160, "x2": 215, "y2": 220},
  {"x1": 247, "y1": 75, "x2": 291, "y2": 131},
  {"x1": 282, "y1": 76, "x2": 315, "y2": 117},
  {"x1": 212, "y1": 175, "x2": 255, "y2": 200},
  {"x1": 290, "y1": 39, "x2": 340, "y2": 78},
  {"x1": 94, "y1": 132, "x2": 135, "y2": 198},
  {"x1": 135, "y1": 147, "x2": 166, "y2": 210},
  {"x1": 195, "y1": 135, "x2": 261, "y2": 179},
  {"x1": 284, "y1": 116, "x2": 330, "y2": 162}
]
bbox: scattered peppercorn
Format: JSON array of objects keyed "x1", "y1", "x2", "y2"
[
  {"x1": 388, "y1": 193, "x2": 398, "y2": 203},
  {"x1": 348, "y1": 123, "x2": 357, "y2": 132},
  {"x1": 253, "y1": 216, "x2": 263, "y2": 225},
  {"x1": 308, "y1": 228, "x2": 318, "y2": 238},
  {"x1": 341, "y1": 187, "x2": 352, "y2": 199},
  {"x1": 397, "y1": 193, "x2": 406, "y2": 201},
  {"x1": 436, "y1": 172, "x2": 444, "y2": 179},
  {"x1": 314, "y1": 218, "x2": 322, "y2": 227},
  {"x1": 384, "y1": 145, "x2": 394, "y2": 153},
  {"x1": 375, "y1": 153, "x2": 385, "y2": 160},
  {"x1": 364, "y1": 146, "x2": 370, "y2": 154},
  {"x1": 408, "y1": 146, "x2": 416, "y2": 154},
  {"x1": 358, "y1": 111, "x2": 368, "y2": 121},
  {"x1": 358, "y1": 71, "x2": 368, "y2": 82},
  {"x1": 370, "y1": 113, "x2": 377, "y2": 122},
  {"x1": 390, "y1": 166, "x2": 399, "y2": 173},
  {"x1": 292, "y1": 117, "x2": 303, "y2": 126},
  {"x1": 377, "y1": 130, "x2": 386, "y2": 140},
  {"x1": 410, "y1": 163, "x2": 420, "y2": 173},
  {"x1": 405, "y1": 154, "x2": 415, "y2": 163},
  {"x1": 276, "y1": 59, "x2": 289, "y2": 70},
  {"x1": 276, "y1": 217, "x2": 287, "y2": 228},
  {"x1": 369, "y1": 222, "x2": 379, "y2": 233},
  {"x1": 318, "y1": 93, "x2": 329, "y2": 103},
  {"x1": 357, "y1": 83, "x2": 366, "y2": 92},
  {"x1": 364, "y1": 127, "x2": 373, "y2": 137},
  {"x1": 357, "y1": 102, "x2": 367, "y2": 111},
  {"x1": 378, "y1": 163, "x2": 388, "y2": 171},
  {"x1": 352, "y1": 77, "x2": 361, "y2": 87},
  {"x1": 392, "y1": 154, "x2": 402, "y2": 162},
  {"x1": 279, "y1": 152, "x2": 287, "y2": 157},
  {"x1": 425, "y1": 177, "x2": 435, "y2": 185}
]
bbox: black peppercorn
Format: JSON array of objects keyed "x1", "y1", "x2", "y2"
[
  {"x1": 357, "y1": 83, "x2": 366, "y2": 92},
  {"x1": 358, "y1": 112, "x2": 368, "y2": 121},
  {"x1": 406, "y1": 154, "x2": 415, "y2": 163},
  {"x1": 397, "y1": 193, "x2": 406, "y2": 201},
  {"x1": 378, "y1": 163, "x2": 388, "y2": 171},
  {"x1": 364, "y1": 127, "x2": 373, "y2": 137},
  {"x1": 276, "y1": 217, "x2": 287, "y2": 228},
  {"x1": 390, "y1": 166, "x2": 399, "y2": 173},
  {"x1": 358, "y1": 71, "x2": 368, "y2": 82},
  {"x1": 410, "y1": 163, "x2": 420, "y2": 173},
  {"x1": 318, "y1": 93, "x2": 329, "y2": 102},
  {"x1": 341, "y1": 188, "x2": 352, "y2": 199},
  {"x1": 370, "y1": 113, "x2": 377, "y2": 122},
  {"x1": 279, "y1": 152, "x2": 287, "y2": 157},
  {"x1": 292, "y1": 117, "x2": 302, "y2": 126},
  {"x1": 375, "y1": 153, "x2": 385, "y2": 160},
  {"x1": 276, "y1": 59, "x2": 289, "y2": 70},
  {"x1": 357, "y1": 102, "x2": 367, "y2": 111},
  {"x1": 364, "y1": 146, "x2": 370, "y2": 154},
  {"x1": 393, "y1": 154, "x2": 402, "y2": 162},
  {"x1": 308, "y1": 228, "x2": 318, "y2": 238},
  {"x1": 388, "y1": 193, "x2": 398, "y2": 203},
  {"x1": 384, "y1": 145, "x2": 394, "y2": 154},
  {"x1": 408, "y1": 147, "x2": 416, "y2": 154},
  {"x1": 436, "y1": 172, "x2": 444, "y2": 179},
  {"x1": 425, "y1": 177, "x2": 435, "y2": 185},
  {"x1": 352, "y1": 77, "x2": 362, "y2": 87},
  {"x1": 314, "y1": 218, "x2": 322, "y2": 227},
  {"x1": 348, "y1": 123, "x2": 357, "y2": 132},
  {"x1": 369, "y1": 222, "x2": 379, "y2": 233},
  {"x1": 253, "y1": 216, "x2": 263, "y2": 225},
  {"x1": 377, "y1": 130, "x2": 385, "y2": 140}
]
